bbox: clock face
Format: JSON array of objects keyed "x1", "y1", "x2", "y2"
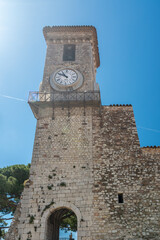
[
  {"x1": 50, "y1": 68, "x2": 83, "y2": 91},
  {"x1": 54, "y1": 69, "x2": 78, "y2": 86}
]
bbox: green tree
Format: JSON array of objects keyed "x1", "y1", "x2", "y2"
[
  {"x1": 0, "y1": 164, "x2": 30, "y2": 238},
  {"x1": 0, "y1": 164, "x2": 77, "y2": 238},
  {"x1": 60, "y1": 210, "x2": 77, "y2": 232}
]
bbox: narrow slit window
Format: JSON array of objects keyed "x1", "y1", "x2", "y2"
[
  {"x1": 118, "y1": 193, "x2": 124, "y2": 203},
  {"x1": 63, "y1": 44, "x2": 75, "y2": 61}
]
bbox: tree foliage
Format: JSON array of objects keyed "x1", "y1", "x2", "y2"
[
  {"x1": 0, "y1": 164, "x2": 30, "y2": 237},
  {"x1": 60, "y1": 210, "x2": 77, "y2": 232},
  {"x1": 0, "y1": 164, "x2": 77, "y2": 238}
]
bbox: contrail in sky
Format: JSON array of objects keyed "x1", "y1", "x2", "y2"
[
  {"x1": 0, "y1": 94, "x2": 26, "y2": 102},
  {"x1": 138, "y1": 126, "x2": 160, "y2": 133}
]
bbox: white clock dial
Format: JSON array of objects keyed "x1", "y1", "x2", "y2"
[
  {"x1": 50, "y1": 68, "x2": 83, "y2": 91},
  {"x1": 55, "y1": 69, "x2": 78, "y2": 86}
]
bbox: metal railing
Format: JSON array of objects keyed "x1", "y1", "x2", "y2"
[{"x1": 28, "y1": 91, "x2": 100, "y2": 104}]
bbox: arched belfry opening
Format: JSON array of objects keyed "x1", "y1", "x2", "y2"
[{"x1": 46, "y1": 207, "x2": 77, "y2": 240}]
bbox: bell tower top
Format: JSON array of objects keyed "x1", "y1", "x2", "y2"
[
  {"x1": 38, "y1": 25, "x2": 100, "y2": 93},
  {"x1": 43, "y1": 26, "x2": 100, "y2": 69},
  {"x1": 29, "y1": 26, "x2": 101, "y2": 118}
]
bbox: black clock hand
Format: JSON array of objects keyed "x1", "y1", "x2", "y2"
[
  {"x1": 61, "y1": 71, "x2": 68, "y2": 78},
  {"x1": 58, "y1": 72, "x2": 68, "y2": 78},
  {"x1": 58, "y1": 73, "x2": 64, "y2": 76}
]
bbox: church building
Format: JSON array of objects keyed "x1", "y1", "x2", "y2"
[{"x1": 6, "y1": 26, "x2": 160, "y2": 240}]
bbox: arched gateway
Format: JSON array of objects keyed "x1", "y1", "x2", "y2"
[
  {"x1": 43, "y1": 203, "x2": 81, "y2": 240},
  {"x1": 46, "y1": 207, "x2": 76, "y2": 240}
]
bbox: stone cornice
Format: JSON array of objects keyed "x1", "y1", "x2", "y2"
[{"x1": 43, "y1": 25, "x2": 100, "y2": 68}]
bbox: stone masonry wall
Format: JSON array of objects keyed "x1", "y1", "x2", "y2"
[
  {"x1": 16, "y1": 106, "x2": 94, "y2": 240},
  {"x1": 92, "y1": 105, "x2": 160, "y2": 240},
  {"x1": 6, "y1": 105, "x2": 160, "y2": 240}
]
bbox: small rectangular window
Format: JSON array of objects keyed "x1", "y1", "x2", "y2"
[
  {"x1": 63, "y1": 44, "x2": 75, "y2": 61},
  {"x1": 118, "y1": 193, "x2": 123, "y2": 203}
]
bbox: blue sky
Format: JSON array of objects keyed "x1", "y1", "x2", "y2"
[{"x1": 0, "y1": 0, "x2": 160, "y2": 168}]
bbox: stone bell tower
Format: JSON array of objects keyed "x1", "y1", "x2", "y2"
[
  {"x1": 7, "y1": 26, "x2": 160, "y2": 240},
  {"x1": 7, "y1": 26, "x2": 101, "y2": 240},
  {"x1": 28, "y1": 26, "x2": 100, "y2": 240}
]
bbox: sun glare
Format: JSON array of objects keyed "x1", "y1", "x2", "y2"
[{"x1": 0, "y1": 1, "x2": 10, "y2": 46}]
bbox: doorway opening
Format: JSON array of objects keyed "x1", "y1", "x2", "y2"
[{"x1": 47, "y1": 207, "x2": 77, "y2": 240}]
